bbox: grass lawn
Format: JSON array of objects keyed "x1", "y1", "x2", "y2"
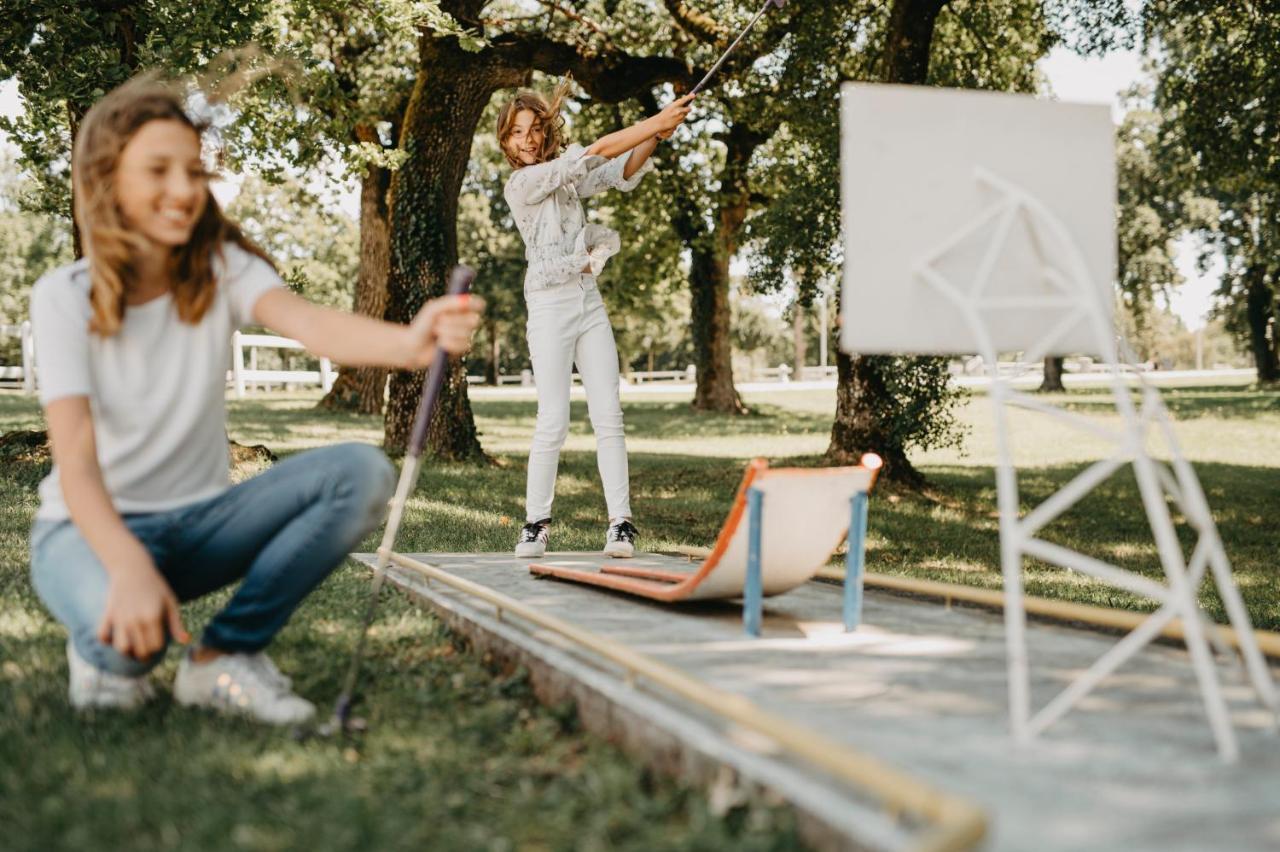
[{"x1": 1, "y1": 380, "x2": 1276, "y2": 850}]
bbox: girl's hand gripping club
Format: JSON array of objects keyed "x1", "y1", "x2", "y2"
[{"x1": 318, "y1": 265, "x2": 476, "y2": 738}]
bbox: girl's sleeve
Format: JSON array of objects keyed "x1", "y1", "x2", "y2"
[
  {"x1": 220, "y1": 244, "x2": 286, "y2": 328},
  {"x1": 576, "y1": 148, "x2": 656, "y2": 198},
  {"x1": 29, "y1": 271, "x2": 93, "y2": 405},
  {"x1": 505, "y1": 144, "x2": 607, "y2": 206}
]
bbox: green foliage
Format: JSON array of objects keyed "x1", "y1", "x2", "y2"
[
  {"x1": 746, "y1": 0, "x2": 1060, "y2": 474},
  {"x1": 222, "y1": 0, "x2": 483, "y2": 188},
  {"x1": 732, "y1": 296, "x2": 791, "y2": 371},
  {"x1": 748, "y1": 0, "x2": 1055, "y2": 301},
  {"x1": 1043, "y1": 0, "x2": 1139, "y2": 55},
  {"x1": 1117, "y1": 306, "x2": 1247, "y2": 371},
  {"x1": 1143, "y1": 2, "x2": 1280, "y2": 373},
  {"x1": 1115, "y1": 103, "x2": 1189, "y2": 318},
  {"x1": 0, "y1": 0, "x2": 274, "y2": 221},
  {"x1": 0, "y1": 155, "x2": 74, "y2": 362},
  {"x1": 221, "y1": 1, "x2": 417, "y2": 183},
  {"x1": 225, "y1": 174, "x2": 358, "y2": 311}
]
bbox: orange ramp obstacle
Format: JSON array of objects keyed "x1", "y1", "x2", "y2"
[{"x1": 530, "y1": 455, "x2": 882, "y2": 635}]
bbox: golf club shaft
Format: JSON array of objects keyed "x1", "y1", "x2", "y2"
[
  {"x1": 330, "y1": 454, "x2": 422, "y2": 717},
  {"x1": 690, "y1": 0, "x2": 777, "y2": 95},
  {"x1": 328, "y1": 266, "x2": 476, "y2": 726}
]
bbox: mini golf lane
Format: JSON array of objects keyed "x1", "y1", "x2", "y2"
[{"x1": 352, "y1": 551, "x2": 1280, "y2": 852}]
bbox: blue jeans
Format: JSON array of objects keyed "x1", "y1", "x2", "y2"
[{"x1": 30, "y1": 443, "x2": 395, "y2": 677}]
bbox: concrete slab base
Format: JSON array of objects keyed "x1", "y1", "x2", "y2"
[{"x1": 353, "y1": 551, "x2": 1280, "y2": 852}]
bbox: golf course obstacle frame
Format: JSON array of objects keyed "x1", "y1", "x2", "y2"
[
  {"x1": 530, "y1": 455, "x2": 882, "y2": 636},
  {"x1": 839, "y1": 83, "x2": 1279, "y2": 761}
]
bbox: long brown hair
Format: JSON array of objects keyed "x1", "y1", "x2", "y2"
[
  {"x1": 72, "y1": 74, "x2": 274, "y2": 336},
  {"x1": 495, "y1": 78, "x2": 575, "y2": 169}
]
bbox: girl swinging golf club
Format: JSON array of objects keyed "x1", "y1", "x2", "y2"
[
  {"x1": 28, "y1": 75, "x2": 483, "y2": 725},
  {"x1": 497, "y1": 81, "x2": 693, "y2": 560}
]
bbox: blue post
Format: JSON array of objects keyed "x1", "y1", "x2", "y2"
[
  {"x1": 844, "y1": 490, "x2": 869, "y2": 632},
  {"x1": 744, "y1": 487, "x2": 764, "y2": 637}
]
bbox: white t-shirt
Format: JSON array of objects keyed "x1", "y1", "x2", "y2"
[{"x1": 29, "y1": 243, "x2": 284, "y2": 521}]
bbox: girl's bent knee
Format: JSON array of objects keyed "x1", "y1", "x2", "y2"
[{"x1": 332, "y1": 443, "x2": 396, "y2": 504}]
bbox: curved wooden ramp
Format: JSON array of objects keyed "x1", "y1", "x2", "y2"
[{"x1": 529, "y1": 457, "x2": 880, "y2": 602}]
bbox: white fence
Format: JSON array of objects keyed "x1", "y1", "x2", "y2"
[
  {"x1": 468, "y1": 363, "x2": 841, "y2": 386},
  {"x1": 0, "y1": 322, "x2": 1250, "y2": 397},
  {"x1": 0, "y1": 325, "x2": 336, "y2": 398},
  {"x1": 0, "y1": 322, "x2": 36, "y2": 393},
  {"x1": 230, "y1": 331, "x2": 334, "y2": 399}
]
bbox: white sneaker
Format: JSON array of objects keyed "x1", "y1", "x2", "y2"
[
  {"x1": 174, "y1": 648, "x2": 314, "y2": 726},
  {"x1": 604, "y1": 518, "x2": 638, "y2": 558},
  {"x1": 515, "y1": 519, "x2": 551, "y2": 558},
  {"x1": 67, "y1": 639, "x2": 156, "y2": 710}
]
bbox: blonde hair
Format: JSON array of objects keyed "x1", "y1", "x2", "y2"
[
  {"x1": 495, "y1": 78, "x2": 575, "y2": 169},
  {"x1": 72, "y1": 74, "x2": 274, "y2": 336}
]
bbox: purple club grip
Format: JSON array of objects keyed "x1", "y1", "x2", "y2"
[{"x1": 408, "y1": 265, "x2": 476, "y2": 457}]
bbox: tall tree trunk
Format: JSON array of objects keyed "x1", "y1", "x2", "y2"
[
  {"x1": 828, "y1": 351, "x2": 923, "y2": 486},
  {"x1": 68, "y1": 104, "x2": 84, "y2": 259},
  {"x1": 793, "y1": 302, "x2": 807, "y2": 379},
  {"x1": 826, "y1": 0, "x2": 951, "y2": 485},
  {"x1": 484, "y1": 316, "x2": 500, "y2": 385},
  {"x1": 686, "y1": 121, "x2": 763, "y2": 414},
  {"x1": 689, "y1": 243, "x2": 745, "y2": 412},
  {"x1": 1039, "y1": 356, "x2": 1065, "y2": 391},
  {"x1": 1244, "y1": 264, "x2": 1279, "y2": 383},
  {"x1": 318, "y1": 125, "x2": 393, "y2": 415},
  {"x1": 383, "y1": 37, "x2": 493, "y2": 459},
  {"x1": 883, "y1": 0, "x2": 950, "y2": 82}
]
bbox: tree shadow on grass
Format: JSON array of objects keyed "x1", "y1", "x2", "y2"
[
  {"x1": 474, "y1": 399, "x2": 832, "y2": 440},
  {"x1": 1, "y1": 532, "x2": 802, "y2": 851},
  {"x1": 867, "y1": 461, "x2": 1280, "y2": 630},
  {"x1": 1042, "y1": 385, "x2": 1279, "y2": 421}
]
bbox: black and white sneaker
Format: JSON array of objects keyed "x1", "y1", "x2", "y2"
[
  {"x1": 515, "y1": 518, "x2": 551, "y2": 558},
  {"x1": 604, "y1": 518, "x2": 638, "y2": 558}
]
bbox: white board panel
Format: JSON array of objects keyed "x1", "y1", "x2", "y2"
[{"x1": 839, "y1": 83, "x2": 1116, "y2": 357}]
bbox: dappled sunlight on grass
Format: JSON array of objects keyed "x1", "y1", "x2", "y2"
[
  {"x1": 0, "y1": 608, "x2": 47, "y2": 639},
  {"x1": 0, "y1": 380, "x2": 1276, "y2": 846},
  {"x1": 0, "y1": 389, "x2": 802, "y2": 851}
]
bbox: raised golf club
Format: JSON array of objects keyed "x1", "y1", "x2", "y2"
[{"x1": 689, "y1": 0, "x2": 788, "y2": 96}]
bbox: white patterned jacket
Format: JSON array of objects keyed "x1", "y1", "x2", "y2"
[{"x1": 503, "y1": 143, "x2": 654, "y2": 297}]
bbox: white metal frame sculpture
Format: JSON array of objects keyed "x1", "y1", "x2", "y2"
[{"x1": 913, "y1": 166, "x2": 1279, "y2": 762}]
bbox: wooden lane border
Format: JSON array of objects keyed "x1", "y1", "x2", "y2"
[
  {"x1": 383, "y1": 549, "x2": 988, "y2": 852},
  {"x1": 810, "y1": 568, "x2": 1280, "y2": 660}
]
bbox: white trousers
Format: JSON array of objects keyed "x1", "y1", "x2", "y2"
[{"x1": 524, "y1": 277, "x2": 630, "y2": 523}]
